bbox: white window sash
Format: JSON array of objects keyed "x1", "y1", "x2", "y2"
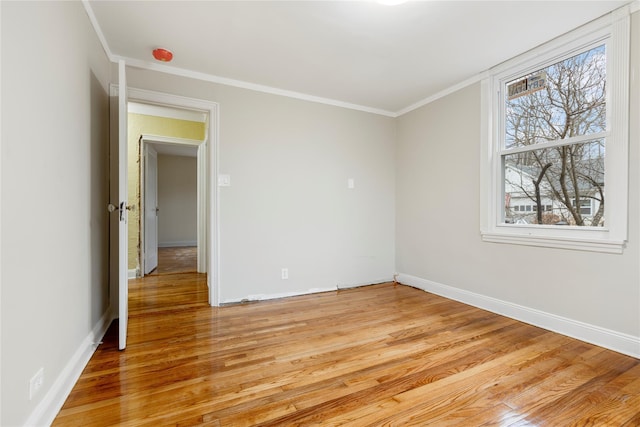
[{"x1": 499, "y1": 132, "x2": 608, "y2": 156}]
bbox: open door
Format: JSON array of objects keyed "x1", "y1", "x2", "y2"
[
  {"x1": 144, "y1": 145, "x2": 159, "y2": 274},
  {"x1": 109, "y1": 61, "x2": 128, "y2": 350},
  {"x1": 114, "y1": 60, "x2": 129, "y2": 350}
]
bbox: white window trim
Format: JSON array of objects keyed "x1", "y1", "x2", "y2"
[{"x1": 480, "y1": 6, "x2": 630, "y2": 254}]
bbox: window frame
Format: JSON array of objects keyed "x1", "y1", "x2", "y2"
[{"x1": 480, "y1": 8, "x2": 630, "y2": 254}]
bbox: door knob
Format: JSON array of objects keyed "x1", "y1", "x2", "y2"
[{"x1": 108, "y1": 203, "x2": 136, "y2": 212}]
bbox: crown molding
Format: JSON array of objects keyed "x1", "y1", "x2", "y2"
[
  {"x1": 396, "y1": 0, "x2": 639, "y2": 117},
  {"x1": 82, "y1": 0, "x2": 396, "y2": 117},
  {"x1": 395, "y1": 73, "x2": 487, "y2": 117},
  {"x1": 82, "y1": 0, "x2": 115, "y2": 62},
  {"x1": 119, "y1": 56, "x2": 397, "y2": 117},
  {"x1": 83, "y1": 0, "x2": 638, "y2": 119}
]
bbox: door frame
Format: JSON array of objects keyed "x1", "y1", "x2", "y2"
[
  {"x1": 112, "y1": 86, "x2": 220, "y2": 307},
  {"x1": 140, "y1": 134, "x2": 207, "y2": 275},
  {"x1": 141, "y1": 142, "x2": 159, "y2": 275}
]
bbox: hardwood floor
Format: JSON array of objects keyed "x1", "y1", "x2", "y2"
[
  {"x1": 147, "y1": 246, "x2": 197, "y2": 275},
  {"x1": 53, "y1": 277, "x2": 640, "y2": 426}
]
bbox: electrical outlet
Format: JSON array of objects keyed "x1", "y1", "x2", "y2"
[
  {"x1": 29, "y1": 368, "x2": 44, "y2": 400},
  {"x1": 281, "y1": 268, "x2": 289, "y2": 280}
]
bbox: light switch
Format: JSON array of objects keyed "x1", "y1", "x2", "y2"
[
  {"x1": 348, "y1": 178, "x2": 355, "y2": 189},
  {"x1": 218, "y1": 174, "x2": 231, "y2": 187}
]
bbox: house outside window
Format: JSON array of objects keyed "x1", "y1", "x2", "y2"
[
  {"x1": 480, "y1": 7, "x2": 630, "y2": 253},
  {"x1": 572, "y1": 198, "x2": 595, "y2": 216}
]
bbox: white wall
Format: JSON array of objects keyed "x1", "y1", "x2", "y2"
[
  {"x1": 124, "y1": 67, "x2": 397, "y2": 303},
  {"x1": 395, "y1": 11, "x2": 640, "y2": 356},
  {"x1": 1, "y1": 2, "x2": 112, "y2": 425},
  {"x1": 157, "y1": 154, "x2": 198, "y2": 247}
]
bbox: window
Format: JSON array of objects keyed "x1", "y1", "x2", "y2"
[
  {"x1": 480, "y1": 8, "x2": 630, "y2": 253},
  {"x1": 572, "y1": 198, "x2": 594, "y2": 216},
  {"x1": 504, "y1": 44, "x2": 605, "y2": 227}
]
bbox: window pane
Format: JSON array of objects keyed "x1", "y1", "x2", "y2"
[
  {"x1": 503, "y1": 139, "x2": 604, "y2": 226},
  {"x1": 505, "y1": 44, "x2": 606, "y2": 149}
]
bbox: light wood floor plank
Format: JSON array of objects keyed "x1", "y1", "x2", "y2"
[{"x1": 53, "y1": 275, "x2": 639, "y2": 426}]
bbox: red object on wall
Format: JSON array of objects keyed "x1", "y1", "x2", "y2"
[{"x1": 152, "y1": 48, "x2": 173, "y2": 62}]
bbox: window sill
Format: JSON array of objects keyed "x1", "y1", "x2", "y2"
[{"x1": 481, "y1": 231, "x2": 626, "y2": 254}]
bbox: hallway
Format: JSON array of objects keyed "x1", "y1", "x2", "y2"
[{"x1": 147, "y1": 246, "x2": 197, "y2": 276}]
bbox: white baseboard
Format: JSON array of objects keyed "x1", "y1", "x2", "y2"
[
  {"x1": 221, "y1": 277, "x2": 394, "y2": 305},
  {"x1": 337, "y1": 277, "x2": 394, "y2": 290},
  {"x1": 398, "y1": 273, "x2": 640, "y2": 359},
  {"x1": 128, "y1": 269, "x2": 137, "y2": 279},
  {"x1": 24, "y1": 309, "x2": 114, "y2": 427},
  {"x1": 158, "y1": 240, "x2": 196, "y2": 248},
  {"x1": 242, "y1": 286, "x2": 338, "y2": 303}
]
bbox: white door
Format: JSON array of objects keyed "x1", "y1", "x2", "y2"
[
  {"x1": 117, "y1": 60, "x2": 129, "y2": 350},
  {"x1": 144, "y1": 145, "x2": 159, "y2": 274}
]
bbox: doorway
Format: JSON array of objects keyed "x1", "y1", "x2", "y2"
[
  {"x1": 139, "y1": 133, "x2": 204, "y2": 276},
  {"x1": 124, "y1": 88, "x2": 219, "y2": 307}
]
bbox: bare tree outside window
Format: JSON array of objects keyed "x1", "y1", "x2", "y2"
[{"x1": 503, "y1": 44, "x2": 606, "y2": 227}]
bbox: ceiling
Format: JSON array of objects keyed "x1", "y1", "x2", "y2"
[{"x1": 87, "y1": 0, "x2": 631, "y2": 116}]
